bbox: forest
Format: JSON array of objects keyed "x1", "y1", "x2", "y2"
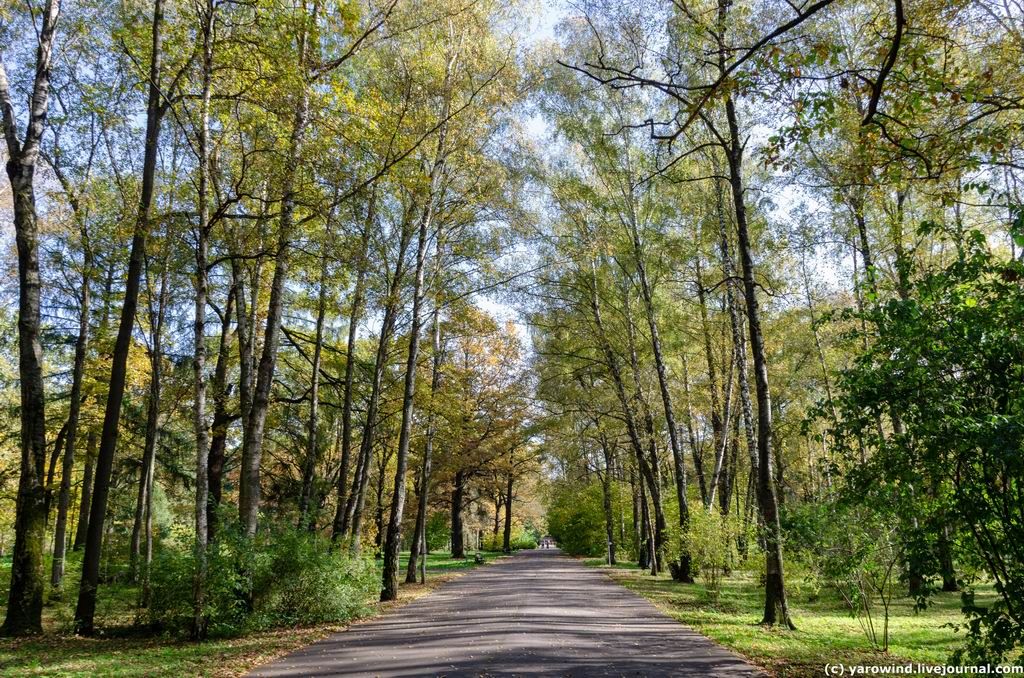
[{"x1": 0, "y1": 0, "x2": 1022, "y2": 674}]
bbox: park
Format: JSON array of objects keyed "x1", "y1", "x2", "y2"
[{"x1": 0, "y1": 0, "x2": 1022, "y2": 675}]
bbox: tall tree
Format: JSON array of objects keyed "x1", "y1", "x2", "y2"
[
  {"x1": 0, "y1": 0, "x2": 61, "y2": 636},
  {"x1": 75, "y1": 0, "x2": 173, "y2": 634}
]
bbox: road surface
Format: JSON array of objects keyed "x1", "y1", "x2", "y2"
[{"x1": 250, "y1": 548, "x2": 764, "y2": 677}]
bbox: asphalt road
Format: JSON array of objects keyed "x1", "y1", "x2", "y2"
[{"x1": 249, "y1": 548, "x2": 764, "y2": 677}]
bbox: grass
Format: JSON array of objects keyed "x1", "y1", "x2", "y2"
[
  {"x1": 0, "y1": 549, "x2": 504, "y2": 677},
  {"x1": 582, "y1": 558, "x2": 992, "y2": 678},
  {"x1": 398, "y1": 549, "x2": 504, "y2": 574}
]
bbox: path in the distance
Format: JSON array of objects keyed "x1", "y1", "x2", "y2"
[{"x1": 250, "y1": 549, "x2": 764, "y2": 677}]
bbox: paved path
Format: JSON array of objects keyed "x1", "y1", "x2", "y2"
[{"x1": 250, "y1": 549, "x2": 764, "y2": 677}]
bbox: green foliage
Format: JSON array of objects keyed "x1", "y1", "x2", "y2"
[
  {"x1": 425, "y1": 512, "x2": 450, "y2": 552},
  {"x1": 545, "y1": 481, "x2": 607, "y2": 557},
  {"x1": 149, "y1": 522, "x2": 377, "y2": 637},
  {"x1": 832, "y1": 241, "x2": 1024, "y2": 662},
  {"x1": 682, "y1": 509, "x2": 740, "y2": 602},
  {"x1": 481, "y1": 529, "x2": 538, "y2": 552},
  {"x1": 511, "y1": 535, "x2": 538, "y2": 550}
]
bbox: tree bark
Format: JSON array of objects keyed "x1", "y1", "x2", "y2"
[
  {"x1": 716, "y1": 180, "x2": 759, "y2": 484},
  {"x1": 130, "y1": 262, "x2": 168, "y2": 583},
  {"x1": 723, "y1": 92, "x2": 794, "y2": 629},
  {"x1": 192, "y1": 0, "x2": 215, "y2": 638},
  {"x1": 502, "y1": 471, "x2": 513, "y2": 553},
  {"x1": 638, "y1": 480, "x2": 651, "y2": 571},
  {"x1": 620, "y1": 284, "x2": 667, "y2": 575},
  {"x1": 598, "y1": 434, "x2": 617, "y2": 565},
  {"x1": 207, "y1": 284, "x2": 235, "y2": 541},
  {"x1": 139, "y1": 453, "x2": 155, "y2": 608},
  {"x1": 43, "y1": 423, "x2": 68, "y2": 524},
  {"x1": 75, "y1": 0, "x2": 166, "y2": 634},
  {"x1": 232, "y1": 252, "x2": 254, "y2": 446},
  {"x1": 680, "y1": 351, "x2": 707, "y2": 505},
  {"x1": 73, "y1": 433, "x2": 96, "y2": 552},
  {"x1": 0, "y1": 0, "x2": 61, "y2": 636},
  {"x1": 340, "y1": 209, "x2": 415, "y2": 550},
  {"x1": 332, "y1": 191, "x2": 375, "y2": 537},
  {"x1": 298, "y1": 249, "x2": 329, "y2": 529},
  {"x1": 50, "y1": 189, "x2": 93, "y2": 596},
  {"x1": 451, "y1": 470, "x2": 466, "y2": 558},
  {"x1": 697, "y1": 257, "x2": 734, "y2": 510},
  {"x1": 628, "y1": 220, "x2": 692, "y2": 581},
  {"x1": 406, "y1": 306, "x2": 443, "y2": 583},
  {"x1": 588, "y1": 261, "x2": 663, "y2": 574},
  {"x1": 239, "y1": 5, "x2": 316, "y2": 536},
  {"x1": 381, "y1": 124, "x2": 446, "y2": 600}
]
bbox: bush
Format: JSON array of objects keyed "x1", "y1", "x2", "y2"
[
  {"x1": 546, "y1": 481, "x2": 607, "y2": 557},
  {"x1": 481, "y1": 528, "x2": 538, "y2": 552},
  {"x1": 511, "y1": 535, "x2": 538, "y2": 550},
  {"x1": 425, "y1": 511, "x2": 450, "y2": 552},
  {"x1": 148, "y1": 522, "x2": 377, "y2": 637},
  {"x1": 683, "y1": 508, "x2": 738, "y2": 602}
]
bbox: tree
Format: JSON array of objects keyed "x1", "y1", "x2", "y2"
[
  {"x1": 75, "y1": 0, "x2": 174, "y2": 634},
  {"x1": 0, "y1": 0, "x2": 61, "y2": 636}
]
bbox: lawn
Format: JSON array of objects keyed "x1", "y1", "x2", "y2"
[
  {"x1": 0, "y1": 550, "x2": 504, "y2": 677},
  {"x1": 583, "y1": 558, "x2": 992, "y2": 678}
]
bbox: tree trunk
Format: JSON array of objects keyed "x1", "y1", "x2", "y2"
[
  {"x1": 598, "y1": 434, "x2": 617, "y2": 565},
  {"x1": 131, "y1": 260, "x2": 167, "y2": 583},
  {"x1": 207, "y1": 283, "x2": 235, "y2": 541},
  {"x1": 381, "y1": 151, "x2": 443, "y2": 602},
  {"x1": 502, "y1": 473, "x2": 514, "y2": 553},
  {"x1": 341, "y1": 212, "x2": 415, "y2": 549},
  {"x1": 345, "y1": 306, "x2": 396, "y2": 551},
  {"x1": 697, "y1": 256, "x2": 735, "y2": 511},
  {"x1": 638, "y1": 481, "x2": 651, "y2": 571},
  {"x1": 373, "y1": 450, "x2": 387, "y2": 557},
  {"x1": 51, "y1": 225, "x2": 92, "y2": 595},
  {"x1": 717, "y1": 177, "x2": 759, "y2": 487},
  {"x1": 299, "y1": 250, "x2": 329, "y2": 529},
  {"x1": 406, "y1": 306, "x2": 443, "y2": 583},
  {"x1": 695, "y1": 255, "x2": 726, "y2": 496},
  {"x1": 588, "y1": 261, "x2": 664, "y2": 574},
  {"x1": 938, "y1": 524, "x2": 958, "y2": 592},
  {"x1": 724, "y1": 92, "x2": 794, "y2": 629},
  {"x1": 630, "y1": 472, "x2": 640, "y2": 562},
  {"x1": 0, "y1": 0, "x2": 60, "y2": 636},
  {"x1": 232, "y1": 253, "x2": 254, "y2": 446},
  {"x1": 451, "y1": 470, "x2": 466, "y2": 558},
  {"x1": 680, "y1": 352, "x2": 707, "y2": 505},
  {"x1": 332, "y1": 191, "x2": 375, "y2": 537},
  {"x1": 73, "y1": 433, "x2": 96, "y2": 552},
  {"x1": 139, "y1": 456, "x2": 155, "y2": 608},
  {"x1": 43, "y1": 422, "x2": 68, "y2": 523},
  {"x1": 75, "y1": 0, "x2": 165, "y2": 634},
  {"x1": 192, "y1": 0, "x2": 215, "y2": 638},
  {"x1": 629, "y1": 222, "x2": 692, "y2": 581},
  {"x1": 622, "y1": 287, "x2": 667, "y2": 575},
  {"x1": 239, "y1": 13, "x2": 314, "y2": 536}
]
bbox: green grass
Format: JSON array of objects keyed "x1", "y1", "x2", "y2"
[
  {"x1": 0, "y1": 550, "x2": 502, "y2": 677},
  {"x1": 583, "y1": 559, "x2": 992, "y2": 678},
  {"x1": 399, "y1": 549, "x2": 505, "y2": 574}
]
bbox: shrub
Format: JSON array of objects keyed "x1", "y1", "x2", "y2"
[
  {"x1": 481, "y1": 529, "x2": 538, "y2": 552},
  {"x1": 148, "y1": 522, "x2": 377, "y2": 637},
  {"x1": 546, "y1": 481, "x2": 606, "y2": 557},
  {"x1": 425, "y1": 511, "x2": 450, "y2": 552},
  {"x1": 511, "y1": 535, "x2": 538, "y2": 550},
  {"x1": 683, "y1": 508, "x2": 739, "y2": 602}
]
